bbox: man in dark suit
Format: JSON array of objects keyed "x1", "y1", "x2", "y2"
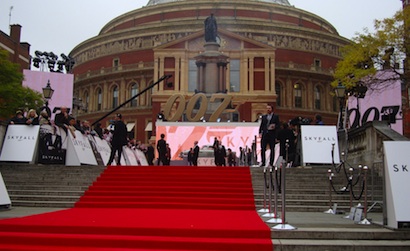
[
  {"x1": 156, "y1": 133, "x2": 167, "y2": 165},
  {"x1": 107, "y1": 113, "x2": 128, "y2": 166},
  {"x1": 258, "y1": 104, "x2": 280, "y2": 167},
  {"x1": 192, "y1": 141, "x2": 200, "y2": 166}
]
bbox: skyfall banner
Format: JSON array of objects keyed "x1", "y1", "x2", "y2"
[
  {"x1": 301, "y1": 125, "x2": 340, "y2": 165},
  {"x1": 0, "y1": 125, "x2": 40, "y2": 163}
]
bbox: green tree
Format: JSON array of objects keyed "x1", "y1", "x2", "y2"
[
  {"x1": 332, "y1": 8, "x2": 409, "y2": 91},
  {"x1": 0, "y1": 49, "x2": 44, "y2": 121}
]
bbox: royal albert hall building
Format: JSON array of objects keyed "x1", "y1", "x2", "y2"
[{"x1": 71, "y1": 0, "x2": 350, "y2": 143}]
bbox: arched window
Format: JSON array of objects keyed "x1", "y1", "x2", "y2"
[
  {"x1": 130, "y1": 83, "x2": 139, "y2": 107},
  {"x1": 112, "y1": 86, "x2": 119, "y2": 108},
  {"x1": 294, "y1": 83, "x2": 302, "y2": 108},
  {"x1": 314, "y1": 86, "x2": 322, "y2": 110},
  {"x1": 96, "y1": 88, "x2": 102, "y2": 111},
  {"x1": 275, "y1": 81, "x2": 282, "y2": 107}
]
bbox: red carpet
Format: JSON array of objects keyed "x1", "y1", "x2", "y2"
[{"x1": 0, "y1": 166, "x2": 273, "y2": 250}]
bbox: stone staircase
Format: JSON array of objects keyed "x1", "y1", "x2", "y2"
[
  {"x1": 0, "y1": 163, "x2": 384, "y2": 211},
  {"x1": 250, "y1": 165, "x2": 410, "y2": 250},
  {"x1": 0, "y1": 164, "x2": 104, "y2": 208},
  {"x1": 250, "y1": 165, "x2": 384, "y2": 213}
]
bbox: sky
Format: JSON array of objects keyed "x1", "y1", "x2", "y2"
[{"x1": 0, "y1": 0, "x2": 403, "y2": 62}]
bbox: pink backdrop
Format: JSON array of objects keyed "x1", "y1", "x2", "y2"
[
  {"x1": 348, "y1": 71, "x2": 403, "y2": 134},
  {"x1": 156, "y1": 122, "x2": 260, "y2": 160},
  {"x1": 23, "y1": 70, "x2": 74, "y2": 120}
]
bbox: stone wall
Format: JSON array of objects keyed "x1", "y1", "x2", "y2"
[{"x1": 338, "y1": 121, "x2": 409, "y2": 176}]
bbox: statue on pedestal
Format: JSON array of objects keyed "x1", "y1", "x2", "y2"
[{"x1": 204, "y1": 13, "x2": 217, "y2": 42}]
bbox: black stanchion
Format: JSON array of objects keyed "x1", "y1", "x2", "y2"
[
  {"x1": 359, "y1": 165, "x2": 371, "y2": 224},
  {"x1": 348, "y1": 167, "x2": 354, "y2": 208},
  {"x1": 324, "y1": 168, "x2": 335, "y2": 214}
]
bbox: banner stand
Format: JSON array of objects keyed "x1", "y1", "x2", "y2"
[
  {"x1": 65, "y1": 132, "x2": 81, "y2": 166},
  {"x1": 0, "y1": 172, "x2": 11, "y2": 208},
  {"x1": 65, "y1": 131, "x2": 97, "y2": 166},
  {"x1": 0, "y1": 125, "x2": 40, "y2": 163}
]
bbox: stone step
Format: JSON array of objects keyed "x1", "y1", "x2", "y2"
[
  {"x1": 269, "y1": 227, "x2": 410, "y2": 240},
  {"x1": 10, "y1": 201, "x2": 75, "y2": 208},
  {"x1": 5, "y1": 185, "x2": 91, "y2": 191},
  {"x1": 270, "y1": 239, "x2": 410, "y2": 251},
  {"x1": 8, "y1": 190, "x2": 84, "y2": 196},
  {"x1": 9, "y1": 195, "x2": 80, "y2": 202}
]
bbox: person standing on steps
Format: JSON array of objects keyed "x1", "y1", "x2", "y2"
[
  {"x1": 156, "y1": 133, "x2": 167, "y2": 166},
  {"x1": 192, "y1": 141, "x2": 200, "y2": 166},
  {"x1": 107, "y1": 113, "x2": 128, "y2": 166},
  {"x1": 258, "y1": 103, "x2": 280, "y2": 167}
]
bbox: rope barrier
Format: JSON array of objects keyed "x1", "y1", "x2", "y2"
[{"x1": 327, "y1": 145, "x2": 369, "y2": 215}]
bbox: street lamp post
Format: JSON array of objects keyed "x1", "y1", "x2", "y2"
[
  {"x1": 334, "y1": 83, "x2": 346, "y2": 130},
  {"x1": 42, "y1": 80, "x2": 54, "y2": 117}
]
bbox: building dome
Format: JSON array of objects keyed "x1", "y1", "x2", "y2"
[
  {"x1": 71, "y1": 0, "x2": 349, "y2": 142},
  {"x1": 147, "y1": 0, "x2": 290, "y2": 6}
]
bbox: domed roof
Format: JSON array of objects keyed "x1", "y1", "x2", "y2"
[{"x1": 147, "y1": 0, "x2": 290, "y2": 6}]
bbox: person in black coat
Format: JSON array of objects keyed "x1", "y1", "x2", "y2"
[
  {"x1": 156, "y1": 133, "x2": 167, "y2": 165},
  {"x1": 258, "y1": 104, "x2": 280, "y2": 167},
  {"x1": 9, "y1": 110, "x2": 27, "y2": 125},
  {"x1": 276, "y1": 122, "x2": 296, "y2": 164},
  {"x1": 192, "y1": 141, "x2": 200, "y2": 166},
  {"x1": 107, "y1": 113, "x2": 128, "y2": 166},
  {"x1": 145, "y1": 141, "x2": 155, "y2": 166}
]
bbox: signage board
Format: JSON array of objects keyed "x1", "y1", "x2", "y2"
[
  {"x1": 37, "y1": 124, "x2": 66, "y2": 165},
  {"x1": 0, "y1": 172, "x2": 11, "y2": 207},
  {"x1": 0, "y1": 125, "x2": 40, "y2": 163},
  {"x1": 123, "y1": 147, "x2": 140, "y2": 166},
  {"x1": 135, "y1": 149, "x2": 148, "y2": 166},
  {"x1": 383, "y1": 141, "x2": 410, "y2": 229},
  {"x1": 301, "y1": 125, "x2": 340, "y2": 165},
  {"x1": 93, "y1": 137, "x2": 112, "y2": 165},
  {"x1": 65, "y1": 130, "x2": 97, "y2": 166}
]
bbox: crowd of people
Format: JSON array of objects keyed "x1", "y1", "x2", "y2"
[
  {"x1": 6, "y1": 108, "x2": 157, "y2": 166},
  {"x1": 6, "y1": 104, "x2": 324, "y2": 167}
]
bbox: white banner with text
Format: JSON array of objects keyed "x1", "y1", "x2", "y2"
[
  {"x1": 0, "y1": 125, "x2": 40, "y2": 163},
  {"x1": 383, "y1": 141, "x2": 410, "y2": 229},
  {"x1": 301, "y1": 125, "x2": 340, "y2": 165}
]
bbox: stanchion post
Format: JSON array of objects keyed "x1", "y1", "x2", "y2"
[
  {"x1": 328, "y1": 169, "x2": 333, "y2": 209},
  {"x1": 324, "y1": 169, "x2": 334, "y2": 214},
  {"x1": 272, "y1": 160, "x2": 296, "y2": 230},
  {"x1": 258, "y1": 166, "x2": 269, "y2": 213},
  {"x1": 349, "y1": 167, "x2": 354, "y2": 208},
  {"x1": 266, "y1": 164, "x2": 281, "y2": 223},
  {"x1": 359, "y1": 165, "x2": 371, "y2": 225},
  {"x1": 274, "y1": 165, "x2": 279, "y2": 219},
  {"x1": 262, "y1": 166, "x2": 275, "y2": 217},
  {"x1": 363, "y1": 165, "x2": 368, "y2": 219}
]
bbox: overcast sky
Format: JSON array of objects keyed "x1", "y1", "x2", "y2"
[{"x1": 0, "y1": 0, "x2": 403, "y2": 60}]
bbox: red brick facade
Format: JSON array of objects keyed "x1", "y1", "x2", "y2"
[
  {"x1": 0, "y1": 24, "x2": 30, "y2": 71},
  {"x1": 71, "y1": 0, "x2": 350, "y2": 143}
]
